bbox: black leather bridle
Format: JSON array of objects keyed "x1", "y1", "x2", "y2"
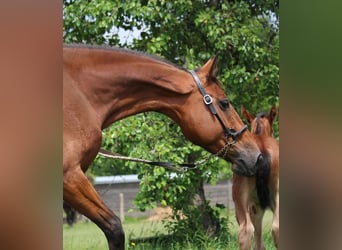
[{"x1": 189, "y1": 70, "x2": 248, "y2": 142}]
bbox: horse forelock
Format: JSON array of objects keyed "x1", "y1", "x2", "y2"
[
  {"x1": 64, "y1": 43, "x2": 187, "y2": 72},
  {"x1": 254, "y1": 111, "x2": 268, "y2": 135},
  {"x1": 212, "y1": 76, "x2": 225, "y2": 91},
  {"x1": 256, "y1": 111, "x2": 268, "y2": 119}
]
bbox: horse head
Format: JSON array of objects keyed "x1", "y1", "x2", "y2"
[
  {"x1": 241, "y1": 105, "x2": 277, "y2": 137},
  {"x1": 178, "y1": 56, "x2": 262, "y2": 176}
]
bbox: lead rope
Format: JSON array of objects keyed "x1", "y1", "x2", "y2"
[
  {"x1": 98, "y1": 148, "x2": 195, "y2": 172},
  {"x1": 98, "y1": 139, "x2": 235, "y2": 173}
]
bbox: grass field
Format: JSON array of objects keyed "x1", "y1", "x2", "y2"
[{"x1": 63, "y1": 210, "x2": 276, "y2": 249}]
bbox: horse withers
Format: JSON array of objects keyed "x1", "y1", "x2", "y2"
[
  {"x1": 232, "y1": 105, "x2": 279, "y2": 250},
  {"x1": 63, "y1": 45, "x2": 262, "y2": 250}
]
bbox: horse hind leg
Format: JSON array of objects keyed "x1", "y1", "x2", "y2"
[
  {"x1": 63, "y1": 201, "x2": 77, "y2": 226},
  {"x1": 63, "y1": 167, "x2": 124, "y2": 250}
]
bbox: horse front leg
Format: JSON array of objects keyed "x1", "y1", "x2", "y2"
[
  {"x1": 233, "y1": 176, "x2": 255, "y2": 250},
  {"x1": 272, "y1": 192, "x2": 279, "y2": 248},
  {"x1": 63, "y1": 166, "x2": 125, "y2": 250},
  {"x1": 250, "y1": 205, "x2": 265, "y2": 250}
]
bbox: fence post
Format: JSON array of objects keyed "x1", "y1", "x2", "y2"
[{"x1": 119, "y1": 193, "x2": 124, "y2": 222}]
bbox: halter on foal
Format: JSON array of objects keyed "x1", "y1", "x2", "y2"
[
  {"x1": 232, "y1": 105, "x2": 279, "y2": 250},
  {"x1": 63, "y1": 45, "x2": 262, "y2": 250}
]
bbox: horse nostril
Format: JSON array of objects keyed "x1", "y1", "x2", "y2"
[{"x1": 256, "y1": 154, "x2": 263, "y2": 165}]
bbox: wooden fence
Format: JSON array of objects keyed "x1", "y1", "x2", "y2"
[{"x1": 93, "y1": 175, "x2": 234, "y2": 219}]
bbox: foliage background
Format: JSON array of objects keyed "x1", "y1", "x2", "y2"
[{"x1": 63, "y1": 0, "x2": 279, "y2": 237}]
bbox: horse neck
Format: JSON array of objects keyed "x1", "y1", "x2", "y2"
[{"x1": 72, "y1": 49, "x2": 193, "y2": 129}]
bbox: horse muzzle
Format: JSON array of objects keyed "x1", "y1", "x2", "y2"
[{"x1": 231, "y1": 154, "x2": 263, "y2": 176}]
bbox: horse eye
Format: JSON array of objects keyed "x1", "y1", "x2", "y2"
[{"x1": 218, "y1": 99, "x2": 230, "y2": 111}]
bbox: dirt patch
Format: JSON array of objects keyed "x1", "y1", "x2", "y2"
[
  {"x1": 146, "y1": 207, "x2": 185, "y2": 222},
  {"x1": 145, "y1": 207, "x2": 173, "y2": 222}
]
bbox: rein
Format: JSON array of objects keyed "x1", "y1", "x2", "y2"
[{"x1": 98, "y1": 70, "x2": 247, "y2": 172}]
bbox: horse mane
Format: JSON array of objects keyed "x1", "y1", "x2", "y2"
[
  {"x1": 255, "y1": 111, "x2": 268, "y2": 135},
  {"x1": 64, "y1": 43, "x2": 187, "y2": 72},
  {"x1": 254, "y1": 111, "x2": 273, "y2": 209},
  {"x1": 64, "y1": 43, "x2": 225, "y2": 91}
]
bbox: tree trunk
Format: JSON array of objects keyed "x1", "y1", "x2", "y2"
[{"x1": 192, "y1": 171, "x2": 219, "y2": 236}]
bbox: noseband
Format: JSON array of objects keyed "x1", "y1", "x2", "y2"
[{"x1": 189, "y1": 70, "x2": 248, "y2": 144}]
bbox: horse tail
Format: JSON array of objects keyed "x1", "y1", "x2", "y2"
[{"x1": 256, "y1": 152, "x2": 271, "y2": 209}]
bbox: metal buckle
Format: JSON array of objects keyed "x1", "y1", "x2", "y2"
[{"x1": 203, "y1": 94, "x2": 213, "y2": 105}]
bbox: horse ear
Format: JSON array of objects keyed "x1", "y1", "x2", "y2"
[
  {"x1": 241, "y1": 106, "x2": 255, "y2": 124},
  {"x1": 198, "y1": 54, "x2": 219, "y2": 79},
  {"x1": 209, "y1": 53, "x2": 219, "y2": 78},
  {"x1": 268, "y1": 105, "x2": 277, "y2": 125}
]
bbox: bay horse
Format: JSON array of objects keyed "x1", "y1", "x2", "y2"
[
  {"x1": 63, "y1": 44, "x2": 262, "y2": 250},
  {"x1": 232, "y1": 105, "x2": 279, "y2": 250}
]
